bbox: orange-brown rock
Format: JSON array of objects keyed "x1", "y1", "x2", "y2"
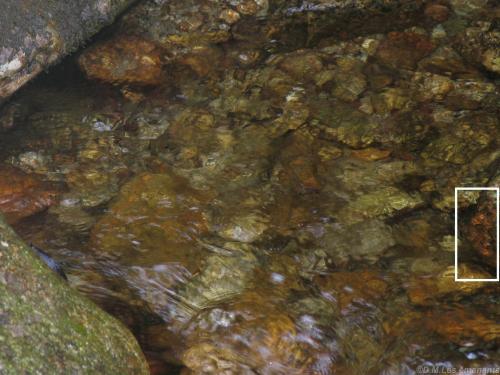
[
  {"x1": 407, "y1": 265, "x2": 490, "y2": 306},
  {"x1": 183, "y1": 291, "x2": 333, "y2": 374},
  {"x1": 90, "y1": 171, "x2": 209, "y2": 269},
  {"x1": 315, "y1": 270, "x2": 388, "y2": 313},
  {"x1": 0, "y1": 164, "x2": 60, "y2": 224},
  {"x1": 275, "y1": 131, "x2": 321, "y2": 193},
  {"x1": 176, "y1": 45, "x2": 224, "y2": 77},
  {"x1": 465, "y1": 190, "x2": 497, "y2": 268},
  {"x1": 279, "y1": 52, "x2": 323, "y2": 80},
  {"x1": 145, "y1": 353, "x2": 171, "y2": 375},
  {"x1": 249, "y1": 254, "x2": 306, "y2": 300},
  {"x1": 376, "y1": 32, "x2": 435, "y2": 70},
  {"x1": 424, "y1": 308, "x2": 500, "y2": 345},
  {"x1": 424, "y1": 3, "x2": 450, "y2": 22},
  {"x1": 78, "y1": 36, "x2": 164, "y2": 86},
  {"x1": 351, "y1": 147, "x2": 391, "y2": 161},
  {"x1": 383, "y1": 309, "x2": 424, "y2": 338}
]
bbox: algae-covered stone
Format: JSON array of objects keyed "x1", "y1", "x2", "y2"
[
  {"x1": 174, "y1": 244, "x2": 258, "y2": 313},
  {"x1": 0, "y1": 215, "x2": 148, "y2": 374},
  {"x1": 311, "y1": 99, "x2": 381, "y2": 148},
  {"x1": 319, "y1": 219, "x2": 396, "y2": 263},
  {"x1": 421, "y1": 113, "x2": 497, "y2": 165},
  {"x1": 338, "y1": 186, "x2": 424, "y2": 225}
]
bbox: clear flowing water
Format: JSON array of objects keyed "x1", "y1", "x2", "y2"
[{"x1": 0, "y1": 1, "x2": 499, "y2": 374}]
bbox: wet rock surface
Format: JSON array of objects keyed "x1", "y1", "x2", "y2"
[
  {"x1": 0, "y1": 0, "x2": 136, "y2": 104},
  {"x1": 1, "y1": 0, "x2": 499, "y2": 373},
  {"x1": 465, "y1": 173, "x2": 500, "y2": 268},
  {"x1": 0, "y1": 164, "x2": 61, "y2": 224}
]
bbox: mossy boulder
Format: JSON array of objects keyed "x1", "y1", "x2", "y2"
[{"x1": 0, "y1": 215, "x2": 149, "y2": 374}]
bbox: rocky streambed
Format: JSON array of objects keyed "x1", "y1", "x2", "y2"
[{"x1": 0, "y1": 0, "x2": 499, "y2": 374}]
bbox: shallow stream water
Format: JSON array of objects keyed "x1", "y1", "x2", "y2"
[{"x1": 0, "y1": 1, "x2": 499, "y2": 374}]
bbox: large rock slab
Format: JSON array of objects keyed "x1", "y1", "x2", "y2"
[
  {"x1": 0, "y1": 0, "x2": 136, "y2": 104},
  {"x1": 0, "y1": 215, "x2": 149, "y2": 374}
]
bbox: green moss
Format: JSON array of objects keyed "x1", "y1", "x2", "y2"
[{"x1": 0, "y1": 215, "x2": 149, "y2": 374}]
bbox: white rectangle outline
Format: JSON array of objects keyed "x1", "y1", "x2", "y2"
[{"x1": 455, "y1": 187, "x2": 499, "y2": 282}]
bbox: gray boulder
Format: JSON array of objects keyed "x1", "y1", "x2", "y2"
[{"x1": 0, "y1": 0, "x2": 136, "y2": 104}]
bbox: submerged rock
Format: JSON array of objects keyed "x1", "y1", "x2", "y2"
[
  {"x1": 90, "y1": 171, "x2": 209, "y2": 269},
  {"x1": 425, "y1": 307, "x2": 500, "y2": 345},
  {"x1": 78, "y1": 35, "x2": 165, "y2": 86},
  {"x1": 0, "y1": 164, "x2": 60, "y2": 224},
  {"x1": 465, "y1": 175, "x2": 500, "y2": 268},
  {"x1": 1, "y1": 0, "x2": 499, "y2": 371},
  {"x1": 0, "y1": 215, "x2": 149, "y2": 374},
  {"x1": 407, "y1": 265, "x2": 492, "y2": 306},
  {"x1": 181, "y1": 290, "x2": 337, "y2": 375},
  {"x1": 421, "y1": 113, "x2": 497, "y2": 165},
  {"x1": 279, "y1": 51, "x2": 324, "y2": 81},
  {"x1": 319, "y1": 219, "x2": 396, "y2": 263},
  {"x1": 375, "y1": 31, "x2": 435, "y2": 70},
  {"x1": 351, "y1": 147, "x2": 391, "y2": 161},
  {"x1": 173, "y1": 244, "x2": 258, "y2": 314},
  {"x1": 315, "y1": 270, "x2": 388, "y2": 313},
  {"x1": 338, "y1": 186, "x2": 424, "y2": 225}
]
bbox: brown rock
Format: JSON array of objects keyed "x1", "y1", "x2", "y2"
[
  {"x1": 376, "y1": 32, "x2": 435, "y2": 70},
  {"x1": 317, "y1": 145, "x2": 343, "y2": 162},
  {"x1": 78, "y1": 35, "x2": 164, "y2": 86},
  {"x1": 145, "y1": 353, "x2": 172, "y2": 375},
  {"x1": 351, "y1": 147, "x2": 391, "y2": 161},
  {"x1": 418, "y1": 46, "x2": 471, "y2": 75},
  {"x1": 465, "y1": 189, "x2": 498, "y2": 268},
  {"x1": 279, "y1": 52, "x2": 323, "y2": 80},
  {"x1": 275, "y1": 131, "x2": 321, "y2": 192},
  {"x1": 425, "y1": 308, "x2": 500, "y2": 345},
  {"x1": 236, "y1": 1, "x2": 260, "y2": 16},
  {"x1": 142, "y1": 324, "x2": 184, "y2": 354},
  {"x1": 155, "y1": 109, "x2": 222, "y2": 168},
  {"x1": 407, "y1": 265, "x2": 491, "y2": 306},
  {"x1": 90, "y1": 171, "x2": 209, "y2": 268},
  {"x1": 176, "y1": 45, "x2": 223, "y2": 77},
  {"x1": 482, "y1": 49, "x2": 500, "y2": 74},
  {"x1": 219, "y1": 9, "x2": 241, "y2": 24},
  {"x1": 182, "y1": 291, "x2": 333, "y2": 374},
  {"x1": 315, "y1": 270, "x2": 388, "y2": 313},
  {"x1": 424, "y1": 3, "x2": 450, "y2": 22},
  {"x1": 0, "y1": 164, "x2": 60, "y2": 224}
]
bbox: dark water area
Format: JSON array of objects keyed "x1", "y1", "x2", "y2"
[{"x1": 0, "y1": 0, "x2": 499, "y2": 374}]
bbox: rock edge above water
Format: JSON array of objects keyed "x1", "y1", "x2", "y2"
[
  {"x1": 0, "y1": 214, "x2": 149, "y2": 375},
  {"x1": 0, "y1": 0, "x2": 137, "y2": 105}
]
